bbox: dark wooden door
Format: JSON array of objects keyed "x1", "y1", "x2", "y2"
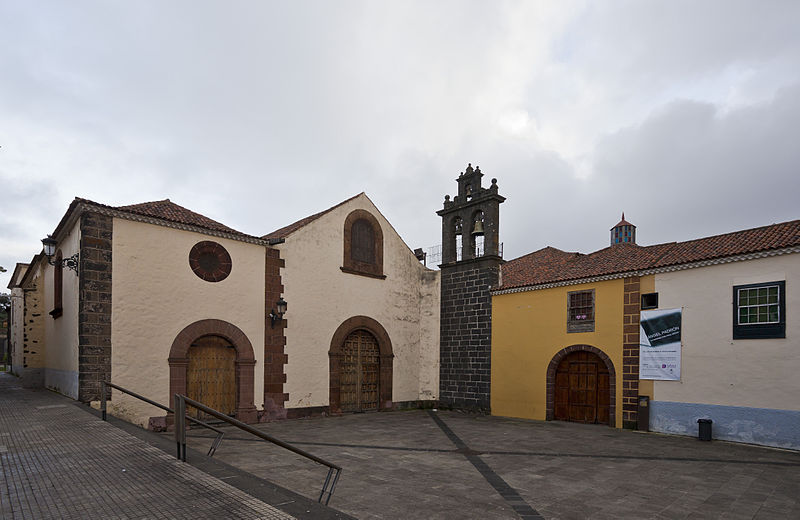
[
  {"x1": 340, "y1": 330, "x2": 380, "y2": 412},
  {"x1": 554, "y1": 351, "x2": 610, "y2": 424},
  {"x1": 187, "y1": 335, "x2": 236, "y2": 419}
]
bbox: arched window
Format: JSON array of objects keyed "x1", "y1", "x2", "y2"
[
  {"x1": 351, "y1": 219, "x2": 375, "y2": 264},
  {"x1": 342, "y1": 210, "x2": 385, "y2": 279}
]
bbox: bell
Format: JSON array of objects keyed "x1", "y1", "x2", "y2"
[{"x1": 472, "y1": 221, "x2": 485, "y2": 236}]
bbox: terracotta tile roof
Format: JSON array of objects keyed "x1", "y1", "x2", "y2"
[
  {"x1": 651, "y1": 220, "x2": 800, "y2": 267},
  {"x1": 262, "y1": 193, "x2": 363, "y2": 240},
  {"x1": 49, "y1": 197, "x2": 265, "y2": 250},
  {"x1": 115, "y1": 199, "x2": 252, "y2": 238},
  {"x1": 500, "y1": 219, "x2": 800, "y2": 290}
]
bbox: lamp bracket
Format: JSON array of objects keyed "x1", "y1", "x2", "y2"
[
  {"x1": 269, "y1": 310, "x2": 282, "y2": 328},
  {"x1": 48, "y1": 253, "x2": 80, "y2": 274}
]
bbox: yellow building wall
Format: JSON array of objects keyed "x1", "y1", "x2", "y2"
[{"x1": 492, "y1": 277, "x2": 652, "y2": 427}]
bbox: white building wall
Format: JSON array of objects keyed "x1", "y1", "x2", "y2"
[
  {"x1": 279, "y1": 194, "x2": 440, "y2": 409},
  {"x1": 43, "y1": 220, "x2": 82, "y2": 398},
  {"x1": 650, "y1": 253, "x2": 800, "y2": 448},
  {"x1": 110, "y1": 218, "x2": 266, "y2": 427}
]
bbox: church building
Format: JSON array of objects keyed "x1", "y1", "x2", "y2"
[{"x1": 7, "y1": 193, "x2": 439, "y2": 428}]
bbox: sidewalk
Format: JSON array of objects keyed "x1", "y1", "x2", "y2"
[{"x1": 0, "y1": 374, "x2": 347, "y2": 520}]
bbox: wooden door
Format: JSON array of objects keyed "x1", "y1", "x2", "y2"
[
  {"x1": 553, "y1": 351, "x2": 610, "y2": 424},
  {"x1": 187, "y1": 335, "x2": 236, "y2": 419},
  {"x1": 340, "y1": 330, "x2": 380, "y2": 412}
]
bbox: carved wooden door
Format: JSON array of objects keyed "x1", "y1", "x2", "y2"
[
  {"x1": 340, "y1": 330, "x2": 380, "y2": 412},
  {"x1": 187, "y1": 335, "x2": 236, "y2": 419},
  {"x1": 554, "y1": 351, "x2": 610, "y2": 424}
]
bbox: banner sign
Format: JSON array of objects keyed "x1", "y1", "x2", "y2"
[{"x1": 639, "y1": 308, "x2": 681, "y2": 381}]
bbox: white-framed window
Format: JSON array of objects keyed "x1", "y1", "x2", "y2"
[{"x1": 733, "y1": 281, "x2": 785, "y2": 339}]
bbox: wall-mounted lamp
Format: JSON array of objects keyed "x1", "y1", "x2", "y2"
[
  {"x1": 269, "y1": 297, "x2": 287, "y2": 327},
  {"x1": 41, "y1": 235, "x2": 79, "y2": 274}
]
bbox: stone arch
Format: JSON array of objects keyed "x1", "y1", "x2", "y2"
[
  {"x1": 546, "y1": 344, "x2": 616, "y2": 427},
  {"x1": 329, "y1": 316, "x2": 394, "y2": 413},
  {"x1": 168, "y1": 319, "x2": 258, "y2": 423}
]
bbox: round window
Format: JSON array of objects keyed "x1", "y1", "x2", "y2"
[{"x1": 189, "y1": 241, "x2": 232, "y2": 282}]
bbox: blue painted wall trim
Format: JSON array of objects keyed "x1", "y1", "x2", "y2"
[{"x1": 649, "y1": 401, "x2": 800, "y2": 451}]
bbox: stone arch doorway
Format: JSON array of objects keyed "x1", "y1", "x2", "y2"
[
  {"x1": 546, "y1": 345, "x2": 616, "y2": 427},
  {"x1": 168, "y1": 319, "x2": 258, "y2": 423},
  {"x1": 329, "y1": 316, "x2": 393, "y2": 413}
]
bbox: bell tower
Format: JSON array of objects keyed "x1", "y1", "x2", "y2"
[{"x1": 437, "y1": 164, "x2": 505, "y2": 412}]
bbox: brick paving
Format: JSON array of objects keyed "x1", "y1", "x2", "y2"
[
  {"x1": 0, "y1": 374, "x2": 294, "y2": 520},
  {"x1": 180, "y1": 409, "x2": 800, "y2": 519}
]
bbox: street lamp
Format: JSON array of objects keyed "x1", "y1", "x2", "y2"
[
  {"x1": 41, "y1": 235, "x2": 79, "y2": 274},
  {"x1": 269, "y1": 297, "x2": 287, "y2": 327}
]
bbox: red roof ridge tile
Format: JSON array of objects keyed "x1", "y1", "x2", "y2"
[{"x1": 262, "y1": 192, "x2": 364, "y2": 240}]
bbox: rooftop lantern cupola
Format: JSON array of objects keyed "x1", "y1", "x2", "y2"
[{"x1": 610, "y1": 212, "x2": 636, "y2": 245}]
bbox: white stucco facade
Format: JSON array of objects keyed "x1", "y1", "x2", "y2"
[
  {"x1": 277, "y1": 194, "x2": 440, "y2": 410},
  {"x1": 649, "y1": 252, "x2": 800, "y2": 448},
  {"x1": 652, "y1": 254, "x2": 798, "y2": 409},
  {"x1": 11, "y1": 194, "x2": 442, "y2": 427},
  {"x1": 43, "y1": 219, "x2": 82, "y2": 398},
  {"x1": 110, "y1": 218, "x2": 267, "y2": 426}
]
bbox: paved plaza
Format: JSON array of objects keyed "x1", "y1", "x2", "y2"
[
  {"x1": 2, "y1": 372, "x2": 800, "y2": 519},
  {"x1": 178, "y1": 408, "x2": 800, "y2": 519}
]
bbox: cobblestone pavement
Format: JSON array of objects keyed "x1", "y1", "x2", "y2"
[
  {"x1": 178, "y1": 408, "x2": 800, "y2": 520},
  {"x1": 0, "y1": 374, "x2": 298, "y2": 520}
]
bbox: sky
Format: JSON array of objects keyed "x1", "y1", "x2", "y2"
[{"x1": 2, "y1": 0, "x2": 799, "y2": 289}]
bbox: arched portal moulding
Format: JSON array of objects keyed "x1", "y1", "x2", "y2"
[
  {"x1": 545, "y1": 344, "x2": 616, "y2": 427},
  {"x1": 168, "y1": 319, "x2": 258, "y2": 423},
  {"x1": 329, "y1": 315, "x2": 394, "y2": 413}
]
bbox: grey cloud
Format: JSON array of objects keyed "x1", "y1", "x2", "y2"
[
  {"x1": 591, "y1": 84, "x2": 800, "y2": 245},
  {"x1": 1, "y1": 1, "x2": 799, "y2": 289}
]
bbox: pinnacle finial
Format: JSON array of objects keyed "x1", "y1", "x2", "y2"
[{"x1": 621, "y1": 212, "x2": 625, "y2": 221}]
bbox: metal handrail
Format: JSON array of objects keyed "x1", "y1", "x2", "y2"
[
  {"x1": 100, "y1": 381, "x2": 225, "y2": 457},
  {"x1": 174, "y1": 394, "x2": 342, "y2": 505}
]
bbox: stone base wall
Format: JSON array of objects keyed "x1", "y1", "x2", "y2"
[
  {"x1": 650, "y1": 401, "x2": 800, "y2": 450},
  {"x1": 439, "y1": 257, "x2": 500, "y2": 412},
  {"x1": 283, "y1": 400, "x2": 438, "y2": 420}
]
